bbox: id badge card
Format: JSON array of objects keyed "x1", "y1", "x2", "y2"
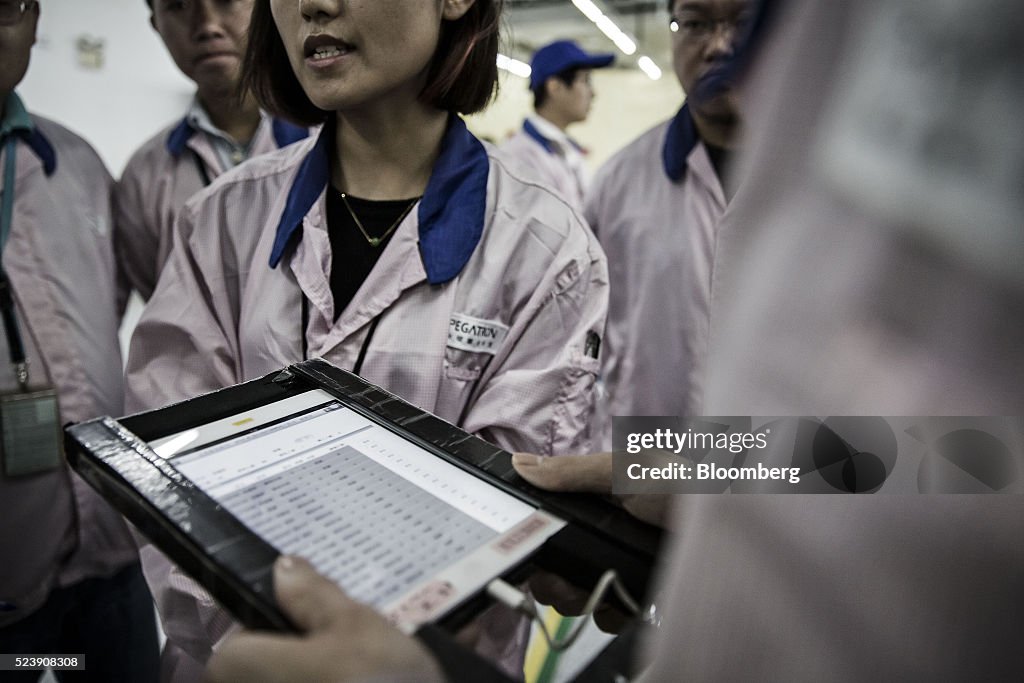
[{"x1": 1, "y1": 387, "x2": 63, "y2": 477}]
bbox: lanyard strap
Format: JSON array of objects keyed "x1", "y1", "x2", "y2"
[
  {"x1": 300, "y1": 295, "x2": 380, "y2": 376},
  {"x1": 191, "y1": 149, "x2": 212, "y2": 187},
  {"x1": 0, "y1": 273, "x2": 27, "y2": 388},
  {"x1": 0, "y1": 137, "x2": 28, "y2": 389},
  {"x1": 352, "y1": 317, "x2": 380, "y2": 377},
  {"x1": 1, "y1": 137, "x2": 16, "y2": 247}
]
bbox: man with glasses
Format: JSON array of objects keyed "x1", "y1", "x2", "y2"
[
  {"x1": 0, "y1": 2, "x2": 159, "y2": 679},
  {"x1": 116, "y1": 0, "x2": 306, "y2": 303},
  {"x1": 501, "y1": 40, "x2": 614, "y2": 211},
  {"x1": 586, "y1": 0, "x2": 752, "y2": 443}
]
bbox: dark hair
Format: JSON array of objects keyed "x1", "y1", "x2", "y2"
[
  {"x1": 533, "y1": 67, "x2": 580, "y2": 110},
  {"x1": 242, "y1": 0, "x2": 502, "y2": 126}
]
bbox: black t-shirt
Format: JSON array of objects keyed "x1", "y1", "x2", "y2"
[
  {"x1": 704, "y1": 143, "x2": 735, "y2": 201},
  {"x1": 324, "y1": 188, "x2": 419, "y2": 321}
]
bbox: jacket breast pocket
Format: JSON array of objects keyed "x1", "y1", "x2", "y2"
[
  {"x1": 435, "y1": 347, "x2": 494, "y2": 424},
  {"x1": 443, "y1": 347, "x2": 489, "y2": 381}
]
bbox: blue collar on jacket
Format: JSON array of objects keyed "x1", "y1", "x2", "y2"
[
  {"x1": 522, "y1": 118, "x2": 584, "y2": 155},
  {"x1": 662, "y1": 103, "x2": 698, "y2": 183},
  {"x1": 165, "y1": 114, "x2": 308, "y2": 157},
  {"x1": 523, "y1": 119, "x2": 555, "y2": 154},
  {"x1": 14, "y1": 129, "x2": 56, "y2": 177},
  {"x1": 269, "y1": 115, "x2": 490, "y2": 286},
  {"x1": 1, "y1": 93, "x2": 56, "y2": 176}
]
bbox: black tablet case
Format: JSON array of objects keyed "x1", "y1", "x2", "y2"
[{"x1": 65, "y1": 359, "x2": 662, "y2": 681}]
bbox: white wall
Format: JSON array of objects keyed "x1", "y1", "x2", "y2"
[{"x1": 18, "y1": 0, "x2": 194, "y2": 175}]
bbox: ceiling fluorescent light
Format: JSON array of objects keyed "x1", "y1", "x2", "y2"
[
  {"x1": 572, "y1": 0, "x2": 637, "y2": 56},
  {"x1": 637, "y1": 56, "x2": 662, "y2": 80},
  {"x1": 595, "y1": 15, "x2": 637, "y2": 54},
  {"x1": 571, "y1": 0, "x2": 604, "y2": 23},
  {"x1": 497, "y1": 53, "x2": 531, "y2": 79}
]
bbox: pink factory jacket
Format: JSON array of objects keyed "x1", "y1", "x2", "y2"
[
  {"x1": 124, "y1": 116, "x2": 608, "y2": 679},
  {"x1": 114, "y1": 109, "x2": 307, "y2": 300},
  {"x1": 500, "y1": 118, "x2": 588, "y2": 211},
  {"x1": 584, "y1": 107, "x2": 728, "y2": 445},
  {"x1": 0, "y1": 101, "x2": 136, "y2": 628}
]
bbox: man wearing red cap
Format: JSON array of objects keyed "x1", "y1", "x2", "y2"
[{"x1": 501, "y1": 40, "x2": 614, "y2": 210}]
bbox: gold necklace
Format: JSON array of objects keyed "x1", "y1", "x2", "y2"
[{"x1": 338, "y1": 192, "x2": 419, "y2": 248}]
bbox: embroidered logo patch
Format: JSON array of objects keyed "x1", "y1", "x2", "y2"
[{"x1": 447, "y1": 313, "x2": 509, "y2": 354}]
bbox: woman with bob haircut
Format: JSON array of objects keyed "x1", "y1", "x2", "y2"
[{"x1": 124, "y1": 0, "x2": 608, "y2": 679}]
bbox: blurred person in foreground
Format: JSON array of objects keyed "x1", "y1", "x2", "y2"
[{"x1": 205, "y1": 0, "x2": 1024, "y2": 680}]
